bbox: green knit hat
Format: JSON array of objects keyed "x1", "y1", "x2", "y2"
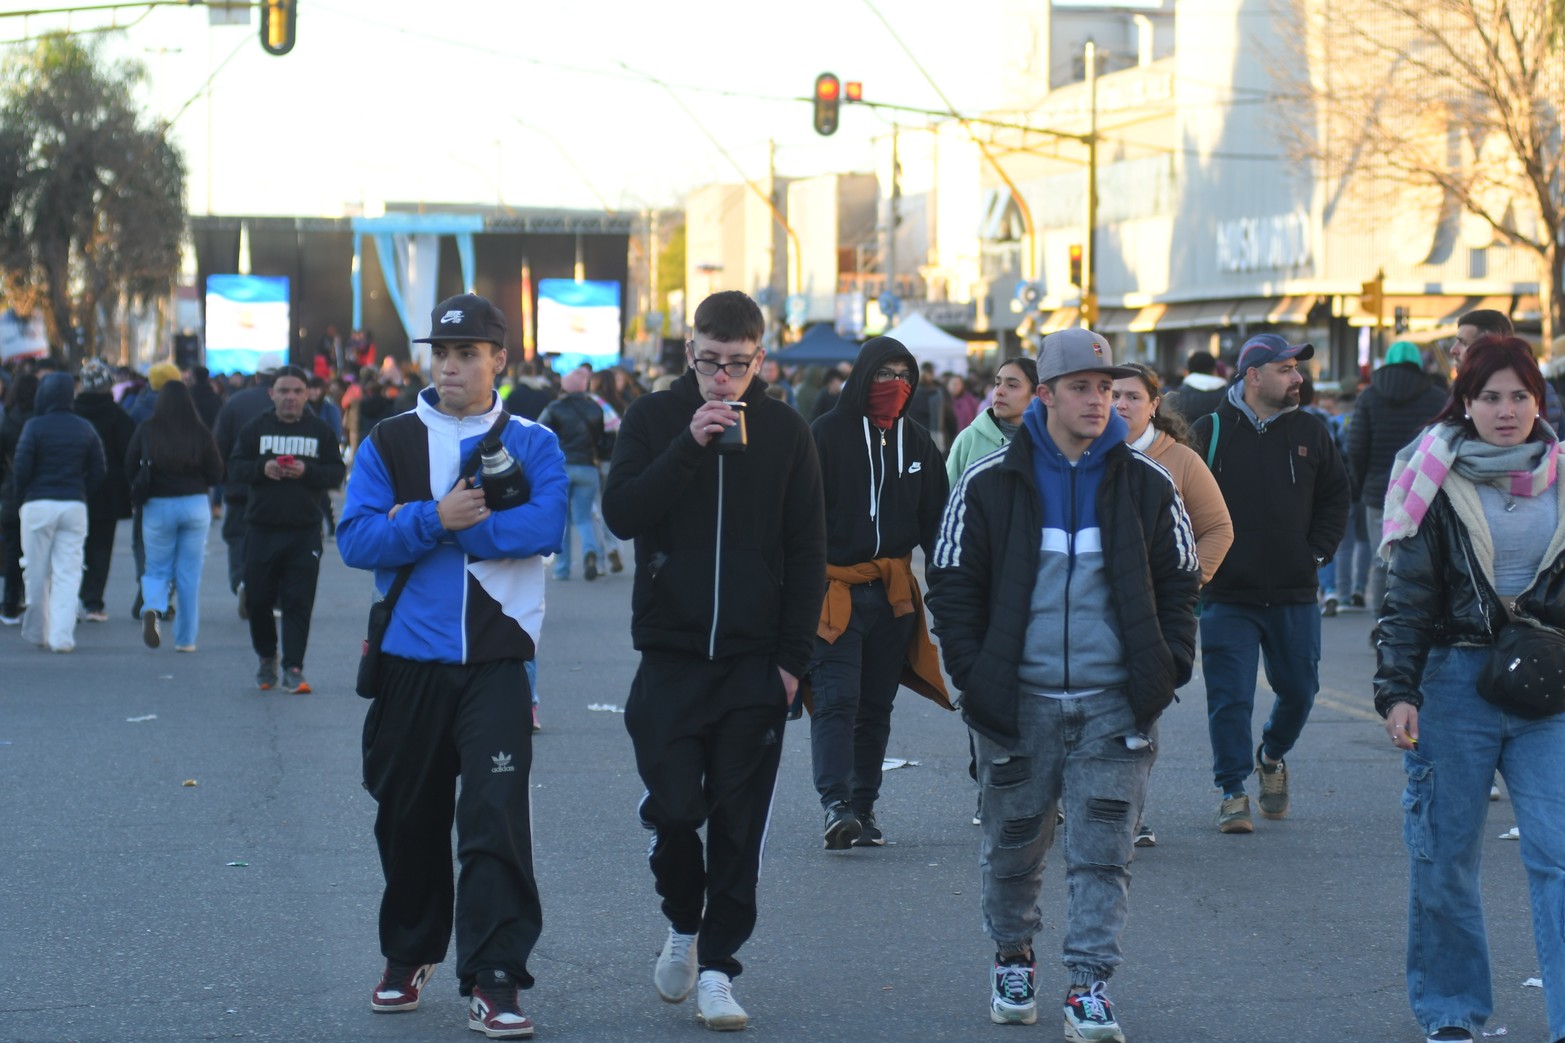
[{"x1": 1385, "y1": 341, "x2": 1422, "y2": 367}]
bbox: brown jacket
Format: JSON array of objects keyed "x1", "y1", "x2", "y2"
[
  {"x1": 808, "y1": 555, "x2": 952, "y2": 711},
  {"x1": 1144, "y1": 429, "x2": 1234, "y2": 586}
]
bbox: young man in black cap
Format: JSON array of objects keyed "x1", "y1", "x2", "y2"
[
  {"x1": 927, "y1": 327, "x2": 1199, "y2": 1038},
  {"x1": 807, "y1": 334, "x2": 951, "y2": 850},
  {"x1": 228, "y1": 365, "x2": 345, "y2": 693},
  {"x1": 338, "y1": 293, "x2": 567, "y2": 1039},
  {"x1": 603, "y1": 290, "x2": 825, "y2": 1032},
  {"x1": 1189, "y1": 333, "x2": 1349, "y2": 834}
]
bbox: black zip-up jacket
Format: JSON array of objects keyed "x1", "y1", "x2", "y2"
[
  {"x1": 926, "y1": 432, "x2": 1201, "y2": 740},
  {"x1": 228, "y1": 409, "x2": 345, "y2": 529},
  {"x1": 811, "y1": 336, "x2": 949, "y2": 565},
  {"x1": 602, "y1": 371, "x2": 826, "y2": 681},
  {"x1": 1374, "y1": 481, "x2": 1565, "y2": 716},
  {"x1": 75, "y1": 391, "x2": 136, "y2": 520},
  {"x1": 1189, "y1": 393, "x2": 1350, "y2": 605},
  {"x1": 213, "y1": 384, "x2": 273, "y2": 503},
  {"x1": 538, "y1": 392, "x2": 605, "y2": 467},
  {"x1": 1347, "y1": 363, "x2": 1447, "y2": 507}
]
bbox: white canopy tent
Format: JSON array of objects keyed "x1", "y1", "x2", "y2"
[{"x1": 890, "y1": 312, "x2": 970, "y2": 374}]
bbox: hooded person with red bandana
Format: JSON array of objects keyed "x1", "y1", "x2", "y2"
[{"x1": 806, "y1": 334, "x2": 952, "y2": 850}]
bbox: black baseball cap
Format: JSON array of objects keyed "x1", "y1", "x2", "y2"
[{"x1": 413, "y1": 293, "x2": 507, "y2": 347}]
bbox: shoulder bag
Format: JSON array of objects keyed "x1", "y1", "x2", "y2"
[{"x1": 1478, "y1": 619, "x2": 1565, "y2": 719}]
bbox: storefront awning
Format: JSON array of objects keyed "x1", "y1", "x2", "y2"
[
  {"x1": 1228, "y1": 296, "x2": 1318, "y2": 326},
  {"x1": 1095, "y1": 308, "x2": 1138, "y2": 333},
  {"x1": 1038, "y1": 307, "x2": 1080, "y2": 334},
  {"x1": 1349, "y1": 295, "x2": 1474, "y2": 328},
  {"x1": 1156, "y1": 300, "x2": 1240, "y2": 329}
]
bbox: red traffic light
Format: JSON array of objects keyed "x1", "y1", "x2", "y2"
[
  {"x1": 845, "y1": 81, "x2": 863, "y2": 102},
  {"x1": 813, "y1": 73, "x2": 840, "y2": 136}
]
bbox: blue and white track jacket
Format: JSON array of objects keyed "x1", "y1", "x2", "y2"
[{"x1": 337, "y1": 388, "x2": 568, "y2": 664}]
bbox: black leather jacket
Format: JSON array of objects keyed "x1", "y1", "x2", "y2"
[{"x1": 1374, "y1": 486, "x2": 1565, "y2": 715}]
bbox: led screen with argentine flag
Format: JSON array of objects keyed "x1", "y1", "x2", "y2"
[
  {"x1": 205, "y1": 274, "x2": 290, "y2": 374},
  {"x1": 537, "y1": 278, "x2": 621, "y2": 373}
]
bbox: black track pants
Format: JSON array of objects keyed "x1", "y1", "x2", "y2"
[
  {"x1": 624, "y1": 654, "x2": 787, "y2": 979},
  {"x1": 242, "y1": 525, "x2": 321, "y2": 669},
  {"x1": 362, "y1": 656, "x2": 540, "y2": 993}
]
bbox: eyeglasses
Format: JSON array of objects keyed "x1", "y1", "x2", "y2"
[
  {"x1": 689, "y1": 354, "x2": 757, "y2": 378},
  {"x1": 873, "y1": 367, "x2": 914, "y2": 384}
]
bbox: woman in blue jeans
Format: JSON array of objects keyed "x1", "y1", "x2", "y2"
[
  {"x1": 1375, "y1": 335, "x2": 1565, "y2": 1043},
  {"x1": 125, "y1": 380, "x2": 223, "y2": 652}
]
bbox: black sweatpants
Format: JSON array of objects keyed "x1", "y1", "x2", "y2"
[
  {"x1": 362, "y1": 656, "x2": 540, "y2": 993},
  {"x1": 2, "y1": 514, "x2": 22, "y2": 614},
  {"x1": 78, "y1": 506, "x2": 118, "y2": 612},
  {"x1": 624, "y1": 653, "x2": 787, "y2": 980},
  {"x1": 222, "y1": 496, "x2": 247, "y2": 594},
  {"x1": 243, "y1": 525, "x2": 321, "y2": 670}
]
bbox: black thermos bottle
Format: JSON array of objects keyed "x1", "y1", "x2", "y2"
[
  {"x1": 478, "y1": 437, "x2": 530, "y2": 510},
  {"x1": 716, "y1": 400, "x2": 747, "y2": 455}
]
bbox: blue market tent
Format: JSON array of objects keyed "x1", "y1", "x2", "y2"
[{"x1": 771, "y1": 324, "x2": 861, "y2": 365}]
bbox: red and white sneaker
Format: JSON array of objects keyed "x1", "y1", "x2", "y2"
[
  {"x1": 370, "y1": 961, "x2": 435, "y2": 1012},
  {"x1": 469, "y1": 968, "x2": 534, "y2": 1038}
]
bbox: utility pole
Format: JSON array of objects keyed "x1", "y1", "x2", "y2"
[
  {"x1": 1082, "y1": 40, "x2": 1099, "y2": 330},
  {"x1": 769, "y1": 138, "x2": 781, "y2": 326},
  {"x1": 887, "y1": 124, "x2": 899, "y2": 298}
]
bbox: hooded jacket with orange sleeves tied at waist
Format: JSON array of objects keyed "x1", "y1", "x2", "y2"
[{"x1": 805, "y1": 554, "x2": 952, "y2": 711}]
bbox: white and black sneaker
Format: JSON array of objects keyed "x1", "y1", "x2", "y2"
[
  {"x1": 695, "y1": 969, "x2": 747, "y2": 1031},
  {"x1": 654, "y1": 926, "x2": 699, "y2": 1003},
  {"x1": 990, "y1": 950, "x2": 1037, "y2": 1025},
  {"x1": 1063, "y1": 981, "x2": 1125, "y2": 1042},
  {"x1": 823, "y1": 802, "x2": 861, "y2": 850},
  {"x1": 468, "y1": 968, "x2": 534, "y2": 1038}
]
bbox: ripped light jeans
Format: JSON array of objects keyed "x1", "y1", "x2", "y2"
[
  {"x1": 1402, "y1": 645, "x2": 1565, "y2": 1041},
  {"x1": 974, "y1": 688, "x2": 1154, "y2": 986}
]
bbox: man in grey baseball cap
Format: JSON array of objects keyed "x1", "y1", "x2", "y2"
[{"x1": 926, "y1": 324, "x2": 1199, "y2": 1036}]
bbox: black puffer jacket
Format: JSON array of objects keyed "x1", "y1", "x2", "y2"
[
  {"x1": 74, "y1": 391, "x2": 136, "y2": 520},
  {"x1": 538, "y1": 392, "x2": 605, "y2": 467},
  {"x1": 1374, "y1": 483, "x2": 1565, "y2": 716},
  {"x1": 926, "y1": 431, "x2": 1200, "y2": 740},
  {"x1": 1347, "y1": 363, "x2": 1447, "y2": 507}
]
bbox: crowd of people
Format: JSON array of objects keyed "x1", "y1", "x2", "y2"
[{"x1": 3, "y1": 297, "x2": 1563, "y2": 1043}]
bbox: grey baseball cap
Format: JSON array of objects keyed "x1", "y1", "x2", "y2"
[{"x1": 1036, "y1": 327, "x2": 1137, "y2": 383}]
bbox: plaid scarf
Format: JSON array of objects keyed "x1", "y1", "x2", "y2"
[{"x1": 1380, "y1": 422, "x2": 1559, "y2": 556}]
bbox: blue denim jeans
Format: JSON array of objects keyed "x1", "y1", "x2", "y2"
[
  {"x1": 141, "y1": 494, "x2": 211, "y2": 648},
  {"x1": 974, "y1": 689, "x2": 1153, "y2": 985},
  {"x1": 1200, "y1": 600, "x2": 1321, "y2": 795},
  {"x1": 1402, "y1": 646, "x2": 1565, "y2": 1040},
  {"x1": 554, "y1": 463, "x2": 602, "y2": 579}
]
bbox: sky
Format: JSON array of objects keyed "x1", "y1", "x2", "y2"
[{"x1": 0, "y1": 0, "x2": 1018, "y2": 216}]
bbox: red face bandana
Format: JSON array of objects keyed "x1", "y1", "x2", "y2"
[{"x1": 866, "y1": 378, "x2": 912, "y2": 430}]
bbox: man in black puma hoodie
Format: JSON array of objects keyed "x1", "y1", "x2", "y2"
[{"x1": 808, "y1": 335, "x2": 950, "y2": 850}]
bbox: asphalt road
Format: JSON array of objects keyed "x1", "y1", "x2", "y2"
[{"x1": 0, "y1": 520, "x2": 1551, "y2": 1042}]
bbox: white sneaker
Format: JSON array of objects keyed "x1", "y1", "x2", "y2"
[
  {"x1": 695, "y1": 970, "x2": 747, "y2": 1031},
  {"x1": 654, "y1": 927, "x2": 698, "y2": 1003}
]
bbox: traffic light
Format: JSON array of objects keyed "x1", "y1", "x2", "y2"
[
  {"x1": 845, "y1": 81, "x2": 863, "y2": 102},
  {"x1": 1361, "y1": 272, "x2": 1384, "y2": 320},
  {"x1": 1080, "y1": 291, "x2": 1098, "y2": 328},
  {"x1": 260, "y1": 0, "x2": 297, "y2": 56},
  {"x1": 1068, "y1": 244, "x2": 1083, "y2": 288},
  {"x1": 813, "y1": 73, "x2": 840, "y2": 136}
]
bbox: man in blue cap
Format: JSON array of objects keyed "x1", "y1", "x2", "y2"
[{"x1": 1189, "y1": 334, "x2": 1350, "y2": 834}]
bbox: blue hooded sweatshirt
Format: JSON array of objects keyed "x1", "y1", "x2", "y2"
[{"x1": 1017, "y1": 397, "x2": 1130, "y2": 694}]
